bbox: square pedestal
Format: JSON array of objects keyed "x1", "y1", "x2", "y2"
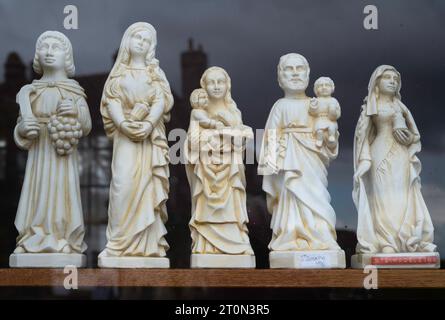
[
  {"x1": 98, "y1": 256, "x2": 170, "y2": 268},
  {"x1": 269, "y1": 250, "x2": 346, "y2": 269},
  {"x1": 9, "y1": 253, "x2": 86, "y2": 268},
  {"x1": 191, "y1": 254, "x2": 256, "y2": 268},
  {"x1": 351, "y1": 252, "x2": 440, "y2": 269}
]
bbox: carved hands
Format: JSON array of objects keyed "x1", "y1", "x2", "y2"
[
  {"x1": 120, "y1": 119, "x2": 153, "y2": 142},
  {"x1": 309, "y1": 98, "x2": 318, "y2": 116},
  {"x1": 57, "y1": 98, "x2": 78, "y2": 117},
  {"x1": 393, "y1": 128, "x2": 414, "y2": 146},
  {"x1": 18, "y1": 117, "x2": 40, "y2": 139}
]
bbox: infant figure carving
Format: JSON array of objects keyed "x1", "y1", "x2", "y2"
[
  {"x1": 190, "y1": 88, "x2": 225, "y2": 129},
  {"x1": 352, "y1": 65, "x2": 440, "y2": 268},
  {"x1": 185, "y1": 67, "x2": 255, "y2": 268},
  {"x1": 309, "y1": 77, "x2": 340, "y2": 148},
  {"x1": 98, "y1": 22, "x2": 173, "y2": 268},
  {"x1": 10, "y1": 31, "x2": 91, "y2": 268},
  {"x1": 258, "y1": 53, "x2": 345, "y2": 268}
]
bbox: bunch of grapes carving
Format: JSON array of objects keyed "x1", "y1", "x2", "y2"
[{"x1": 47, "y1": 115, "x2": 82, "y2": 156}]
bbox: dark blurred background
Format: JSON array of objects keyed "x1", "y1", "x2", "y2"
[{"x1": 0, "y1": 0, "x2": 444, "y2": 299}]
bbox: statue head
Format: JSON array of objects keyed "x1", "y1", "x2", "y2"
[
  {"x1": 33, "y1": 31, "x2": 75, "y2": 77},
  {"x1": 365, "y1": 65, "x2": 402, "y2": 115},
  {"x1": 368, "y1": 65, "x2": 402, "y2": 99},
  {"x1": 314, "y1": 77, "x2": 335, "y2": 98},
  {"x1": 200, "y1": 66, "x2": 231, "y2": 103},
  {"x1": 190, "y1": 88, "x2": 208, "y2": 110},
  {"x1": 114, "y1": 22, "x2": 157, "y2": 68},
  {"x1": 199, "y1": 66, "x2": 241, "y2": 125},
  {"x1": 277, "y1": 53, "x2": 310, "y2": 95}
]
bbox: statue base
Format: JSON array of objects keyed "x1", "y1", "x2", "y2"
[
  {"x1": 351, "y1": 252, "x2": 440, "y2": 269},
  {"x1": 190, "y1": 254, "x2": 256, "y2": 268},
  {"x1": 9, "y1": 253, "x2": 86, "y2": 268},
  {"x1": 269, "y1": 250, "x2": 346, "y2": 269},
  {"x1": 98, "y1": 256, "x2": 170, "y2": 268}
]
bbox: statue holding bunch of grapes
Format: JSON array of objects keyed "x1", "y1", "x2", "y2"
[{"x1": 11, "y1": 31, "x2": 91, "y2": 260}]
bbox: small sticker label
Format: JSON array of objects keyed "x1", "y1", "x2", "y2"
[{"x1": 300, "y1": 253, "x2": 331, "y2": 268}]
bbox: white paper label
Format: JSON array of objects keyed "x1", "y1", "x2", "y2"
[{"x1": 300, "y1": 253, "x2": 331, "y2": 268}]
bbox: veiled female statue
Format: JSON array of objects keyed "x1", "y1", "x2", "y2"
[
  {"x1": 98, "y1": 22, "x2": 173, "y2": 268},
  {"x1": 352, "y1": 65, "x2": 438, "y2": 268},
  {"x1": 185, "y1": 66, "x2": 255, "y2": 268}
]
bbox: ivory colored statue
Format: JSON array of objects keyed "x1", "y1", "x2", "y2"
[
  {"x1": 309, "y1": 77, "x2": 340, "y2": 148},
  {"x1": 352, "y1": 65, "x2": 440, "y2": 268},
  {"x1": 98, "y1": 22, "x2": 173, "y2": 268},
  {"x1": 185, "y1": 66, "x2": 255, "y2": 268},
  {"x1": 258, "y1": 53, "x2": 345, "y2": 268},
  {"x1": 10, "y1": 31, "x2": 91, "y2": 268}
]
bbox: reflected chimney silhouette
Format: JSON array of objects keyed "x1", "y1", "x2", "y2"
[
  {"x1": 3, "y1": 52, "x2": 27, "y2": 97},
  {"x1": 29, "y1": 60, "x2": 39, "y2": 81},
  {"x1": 181, "y1": 38, "x2": 207, "y2": 100}
]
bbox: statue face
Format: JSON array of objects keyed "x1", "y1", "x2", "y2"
[
  {"x1": 204, "y1": 70, "x2": 228, "y2": 100},
  {"x1": 279, "y1": 56, "x2": 309, "y2": 93},
  {"x1": 378, "y1": 70, "x2": 399, "y2": 95},
  {"x1": 129, "y1": 30, "x2": 151, "y2": 58},
  {"x1": 316, "y1": 80, "x2": 333, "y2": 97},
  {"x1": 37, "y1": 37, "x2": 66, "y2": 71}
]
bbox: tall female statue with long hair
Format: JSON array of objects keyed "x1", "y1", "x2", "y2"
[
  {"x1": 98, "y1": 22, "x2": 174, "y2": 268},
  {"x1": 185, "y1": 67, "x2": 255, "y2": 268},
  {"x1": 352, "y1": 65, "x2": 439, "y2": 268}
]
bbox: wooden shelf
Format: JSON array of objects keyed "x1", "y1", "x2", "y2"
[{"x1": 0, "y1": 269, "x2": 444, "y2": 288}]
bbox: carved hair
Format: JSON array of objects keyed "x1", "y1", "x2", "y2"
[
  {"x1": 33, "y1": 31, "x2": 75, "y2": 77},
  {"x1": 364, "y1": 65, "x2": 402, "y2": 116},
  {"x1": 110, "y1": 22, "x2": 158, "y2": 71},
  {"x1": 314, "y1": 76, "x2": 335, "y2": 96},
  {"x1": 277, "y1": 53, "x2": 310, "y2": 89},
  {"x1": 199, "y1": 66, "x2": 242, "y2": 125}
]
